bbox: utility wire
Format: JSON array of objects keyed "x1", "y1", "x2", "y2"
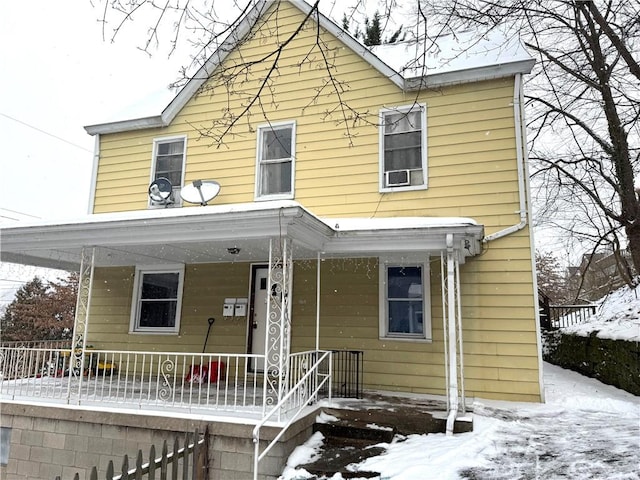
[{"x1": 0, "y1": 112, "x2": 93, "y2": 153}]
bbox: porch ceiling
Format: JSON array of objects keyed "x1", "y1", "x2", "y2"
[{"x1": 0, "y1": 201, "x2": 484, "y2": 270}]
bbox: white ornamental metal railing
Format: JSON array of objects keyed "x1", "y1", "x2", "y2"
[
  {"x1": 253, "y1": 350, "x2": 332, "y2": 480},
  {"x1": 0, "y1": 347, "x2": 269, "y2": 415}
]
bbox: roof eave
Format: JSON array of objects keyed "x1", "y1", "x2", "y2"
[
  {"x1": 84, "y1": 115, "x2": 165, "y2": 135},
  {"x1": 404, "y1": 58, "x2": 536, "y2": 90}
]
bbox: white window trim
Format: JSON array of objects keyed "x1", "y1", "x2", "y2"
[
  {"x1": 255, "y1": 120, "x2": 296, "y2": 201},
  {"x1": 379, "y1": 104, "x2": 427, "y2": 193},
  {"x1": 149, "y1": 135, "x2": 187, "y2": 208},
  {"x1": 129, "y1": 264, "x2": 185, "y2": 334},
  {"x1": 379, "y1": 257, "x2": 432, "y2": 342}
]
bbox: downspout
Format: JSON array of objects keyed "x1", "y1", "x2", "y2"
[
  {"x1": 316, "y1": 252, "x2": 321, "y2": 352},
  {"x1": 445, "y1": 234, "x2": 459, "y2": 435},
  {"x1": 87, "y1": 134, "x2": 100, "y2": 215},
  {"x1": 483, "y1": 73, "x2": 528, "y2": 243}
]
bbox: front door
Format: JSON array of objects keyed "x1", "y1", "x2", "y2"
[{"x1": 249, "y1": 266, "x2": 269, "y2": 371}]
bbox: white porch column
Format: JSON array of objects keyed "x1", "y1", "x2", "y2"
[
  {"x1": 262, "y1": 237, "x2": 293, "y2": 418},
  {"x1": 442, "y1": 234, "x2": 464, "y2": 435},
  {"x1": 68, "y1": 247, "x2": 95, "y2": 398}
]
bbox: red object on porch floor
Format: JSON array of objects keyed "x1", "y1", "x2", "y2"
[{"x1": 185, "y1": 361, "x2": 226, "y2": 384}]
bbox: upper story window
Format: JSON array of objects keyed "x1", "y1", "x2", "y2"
[
  {"x1": 379, "y1": 105, "x2": 427, "y2": 192},
  {"x1": 150, "y1": 136, "x2": 186, "y2": 208},
  {"x1": 256, "y1": 121, "x2": 295, "y2": 200},
  {"x1": 130, "y1": 265, "x2": 184, "y2": 334},
  {"x1": 379, "y1": 260, "x2": 431, "y2": 341}
]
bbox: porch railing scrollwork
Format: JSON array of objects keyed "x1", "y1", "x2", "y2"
[{"x1": 0, "y1": 347, "x2": 268, "y2": 414}]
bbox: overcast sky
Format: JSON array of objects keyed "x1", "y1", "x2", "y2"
[{"x1": 0, "y1": 1, "x2": 364, "y2": 301}]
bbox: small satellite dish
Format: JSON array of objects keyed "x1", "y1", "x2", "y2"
[
  {"x1": 148, "y1": 177, "x2": 173, "y2": 206},
  {"x1": 180, "y1": 180, "x2": 221, "y2": 206}
]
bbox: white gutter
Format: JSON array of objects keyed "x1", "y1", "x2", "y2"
[
  {"x1": 445, "y1": 233, "x2": 459, "y2": 435},
  {"x1": 483, "y1": 73, "x2": 528, "y2": 243},
  {"x1": 87, "y1": 134, "x2": 100, "y2": 214}
]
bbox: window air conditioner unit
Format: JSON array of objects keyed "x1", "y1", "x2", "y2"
[{"x1": 386, "y1": 169, "x2": 410, "y2": 187}]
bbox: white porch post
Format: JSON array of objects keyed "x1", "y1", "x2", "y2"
[
  {"x1": 262, "y1": 237, "x2": 293, "y2": 418},
  {"x1": 68, "y1": 246, "x2": 95, "y2": 401},
  {"x1": 442, "y1": 234, "x2": 464, "y2": 435}
]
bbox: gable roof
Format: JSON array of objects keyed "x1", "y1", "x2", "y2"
[{"x1": 85, "y1": 0, "x2": 534, "y2": 136}]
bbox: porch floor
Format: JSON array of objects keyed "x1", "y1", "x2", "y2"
[{"x1": 0, "y1": 373, "x2": 269, "y2": 421}]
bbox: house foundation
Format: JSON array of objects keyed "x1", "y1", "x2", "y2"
[{"x1": 0, "y1": 403, "x2": 315, "y2": 480}]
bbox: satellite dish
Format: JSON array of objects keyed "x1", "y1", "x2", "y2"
[
  {"x1": 148, "y1": 177, "x2": 173, "y2": 206},
  {"x1": 180, "y1": 180, "x2": 221, "y2": 206}
]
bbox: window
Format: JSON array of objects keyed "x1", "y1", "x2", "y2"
[
  {"x1": 150, "y1": 137, "x2": 186, "y2": 207},
  {"x1": 256, "y1": 122, "x2": 295, "y2": 199},
  {"x1": 380, "y1": 105, "x2": 427, "y2": 191},
  {"x1": 379, "y1": 261, "x2": 431, "y2": 340},
  {"x1": 130, "y1": 266, "x2": 184, "y2": 333}
]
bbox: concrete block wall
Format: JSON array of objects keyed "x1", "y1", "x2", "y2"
[{"x1": 0, "y1": 404, "x2": 315, "y2": 480}]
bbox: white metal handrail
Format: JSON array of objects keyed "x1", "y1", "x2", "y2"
[
  {"x1": 252, "y1": 350, "x2": 332, "y2": 480},
  {"x1": 0, "y1": 346, "x2": 266, "y2": 414}
]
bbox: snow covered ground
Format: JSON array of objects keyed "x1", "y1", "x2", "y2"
[
  {"x1": 562, "y1": 283, "x2": 640, "y2": 342},
  {"x1": 281, "y1": 284, "x2": 640, "y2": 479},
  {"x1": 281, "y1": 362, "x2": 639, "y2": 480}
]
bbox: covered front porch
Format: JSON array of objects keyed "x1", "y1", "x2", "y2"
[{"x1": 0, "y1": 201, "x2": 483, "y2": 432}]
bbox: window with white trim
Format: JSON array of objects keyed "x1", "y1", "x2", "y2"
[
  {"x1": 256, "y1": 122, "x2": 295, "y2": 199},
  {"x1": 150, "y1": 136, "x2": 186, "y2": 208},
  {"x1": 380, "y1": 261, "x2": 431, "y2": 340},
  {"x1": 130, "y1": 266, "x2": 184, "y2": 333},
  {"x1": 380, "y1": 105, "x2": 427, "y2": 191}
]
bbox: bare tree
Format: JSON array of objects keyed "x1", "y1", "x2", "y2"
[
  {"x1": 419, "y1": 0, "x2": 640, "y2": 274},
  {"x1": 94, "y1": 0, "x2": 408, "y2": 147}
]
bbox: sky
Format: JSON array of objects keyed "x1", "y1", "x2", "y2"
[
  {"x1": 0, "y1": 1, "x2": 197, "y2": 303},
  {"x1": 0, "y1": 1, "x2": 381, "y2": 304}
]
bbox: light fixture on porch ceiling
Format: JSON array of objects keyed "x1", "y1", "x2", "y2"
[
  {"x1": 227, "y1": 247, "x2": 241, "y2": 255},
  {"x1": 180, "y1": 179, "x2": 221, "y2": 206}
]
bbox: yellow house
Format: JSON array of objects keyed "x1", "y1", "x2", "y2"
[{"x1": 0, "y1": 1, "x2": 542, "y2": 478}]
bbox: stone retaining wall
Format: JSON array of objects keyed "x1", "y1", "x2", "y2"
[
  {"x1": 543, "y1": 331, "x2": 640, "y2": 395},
  {"x1": 0, "y1": 404, "x2": 314, "y2": 480}
]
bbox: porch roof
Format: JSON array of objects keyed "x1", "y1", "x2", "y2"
[{"x1": 0, "y1": 201, "x2": 484, "y2": 270}]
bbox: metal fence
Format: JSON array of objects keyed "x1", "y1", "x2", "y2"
[{"x1": 329, "y1": 350, "x2": 363, "y2": 399}]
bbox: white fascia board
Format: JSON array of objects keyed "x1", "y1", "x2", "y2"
[
  {"x1": 0, "y1": 251, "x2": 80, "y2": 271},
  {"x1": 0, "y1": 204, "x2": 335, "y2": 257},
  {"x1": 289, "y1": 0, "x2": 405, "y2": 90},
  {"x1": 405, "y1": 58, "x2": 536, "y2": 90},
  {"x1": 84, "y1": 115, "x2": 165, "y2": 135},
  {"x1": 324, "y1": 225, "x2": 484, "y2": 257}
]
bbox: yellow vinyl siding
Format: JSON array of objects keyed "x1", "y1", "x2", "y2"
[
  {"x1": 87, "y1": 264, "x2": 251, "y2": 353},
  {"x1": 90, "y1": 2, "x2": 540, "y2": 401}
]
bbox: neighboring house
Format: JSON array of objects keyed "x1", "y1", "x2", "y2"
[
  {"x1": 0, "y1": 1, "x2": 542, "y2": 478},
  {"x1": 567, "y1": 250, "x2": 635, "y2": 301}
]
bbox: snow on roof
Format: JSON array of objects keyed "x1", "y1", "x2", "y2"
[
  {"x1": 371, "y1": 29, "x2": 533, "y2": 79},
  {"x1": 85, "y1": 1, "x2": 534, "y2": 134},
  {"x1": 0, "y1": 200, "x2": 305, "y2": 230}
]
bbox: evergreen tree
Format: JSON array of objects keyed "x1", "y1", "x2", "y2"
[
  {"x1": 341, "y1": 13, "x2": 349, "y2": 32},
  {"x1": 363, "y1": 11, "x2": 382, "y2": 46}
]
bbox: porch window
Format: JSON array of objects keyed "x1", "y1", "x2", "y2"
[
  {"x1": 256, "y1": 121, "x2": 295, "y2": 199},
  {"x1": 130, "y1": 266, "x2": 184, "y2": 334},
  {"x1": 150, "y1": 136, "x2": 186, "y2": 208},
  {"x1": 379, "y1": 104, "x2": 427, "y2": 191},
  {"x1": 380, "y1": 262, "x2": 431, "y2": 341}
]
